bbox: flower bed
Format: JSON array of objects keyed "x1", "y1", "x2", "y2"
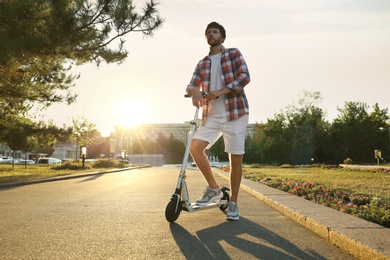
[{"x1": 259, "y1": 177, "x2": 389, "y2": 228}]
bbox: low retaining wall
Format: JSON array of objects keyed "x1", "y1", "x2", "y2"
[{"x1": 127, "y1": 154, "x2": 164, "y2": 166}]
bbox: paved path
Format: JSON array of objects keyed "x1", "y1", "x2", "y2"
[{"x1": 0, "y1": 166, "x2": 354, "y2": 259}]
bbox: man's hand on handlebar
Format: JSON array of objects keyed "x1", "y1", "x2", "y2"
[
  {"x1": 186, "y1": 88, "x2": 225, "y2": 108},
  {"x1": 205, "y1": 91, "x2": 219, "y2": 101},
  {"x1": 187, "y1": 88, "x2": 205, "y2": 108}
]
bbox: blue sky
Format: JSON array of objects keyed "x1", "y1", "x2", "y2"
[{"x1": 40, "y1": 0, "x2": 390, "y2": 136}]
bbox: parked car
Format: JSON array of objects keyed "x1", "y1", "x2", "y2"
[
  {"x1": 0, "y1": 156, "x2": 13, "y2": 164},
  {"x1": 191, "y1": 161, "x2": 225, "y2": 168},
  {"x1": 38, "y1": 158, "x2": 61, "y2": 164},
  {"x1": 15, "y1": 159, "x2": 35, "y2": 165},
  {"x1": 84, "y1": 159, "x2": 97, "y2": 163}
]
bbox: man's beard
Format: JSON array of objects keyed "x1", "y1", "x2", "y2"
[{"x1": 208, "y1": 39, "x2": 222, "y2": 47}]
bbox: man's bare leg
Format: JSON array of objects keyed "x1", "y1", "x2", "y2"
[
  {"x1": 190, "y1": 139, "x2": 219, "y2": 189},
  {"x1": 229, "y1": 154, "x2": 243, "y2": 203}
]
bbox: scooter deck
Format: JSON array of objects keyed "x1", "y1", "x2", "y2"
[{"x1": 183, "y1": 200, "x2": 229, "y2": 213}]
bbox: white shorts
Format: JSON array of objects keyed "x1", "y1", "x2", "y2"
[{"x1": 193, "y1": 114, "x2": 249, "y2": 155}]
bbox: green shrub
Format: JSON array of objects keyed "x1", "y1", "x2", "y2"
[
  {"x1": 280, "y1": 164, "x2": 295, "y2": 168},
  {"x1": 92, "y1": 159, "x2": 116, "y2": 168},
  {"x1": 92, "y1": 159, "x2": 129, "y2": 168},
  {"x1": 51, "y1": 161, "x2": 92, "y2": 170}
]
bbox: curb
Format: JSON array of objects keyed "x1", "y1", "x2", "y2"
[
  {"x1": 213, "y1": 168, "x2": 390, "y2": 260},
  {"x1": 0, "y1": 165, "x2": 151, "y2": 189}
]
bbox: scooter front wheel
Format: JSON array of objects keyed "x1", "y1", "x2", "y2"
[{"x1": 165, "y1": 196, "x2": 182, "y2": 222}]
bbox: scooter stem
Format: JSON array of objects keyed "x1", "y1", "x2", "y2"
[{"x1": 179, "y1": 106, "x2": 200, "y2": 178}]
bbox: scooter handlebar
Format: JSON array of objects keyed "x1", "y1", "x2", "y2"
[{"x1": 184, "y1": 92, "x2": 210, "y2": 98}]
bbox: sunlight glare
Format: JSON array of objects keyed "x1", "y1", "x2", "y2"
[{"x1": 112, "y1": 99, "x2": 150, "y2": 128}]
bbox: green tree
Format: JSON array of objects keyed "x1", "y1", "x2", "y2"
[
  {"x1": 370, "y1": 103, "x2": 390, "y2": 161},
  {"x1": 287, "y1": 91, "x2": 328, "y2": 164},
  {"x1": 70, "y1": 116, "x2": 103, "y2": 159},
  {"x1": 0, "y1": 0, "x2": 163, "y2": 142},
  {"x1": 88, "y1": 135, "x2": 113, "y2": 159},
  {"x1": 263, "y1": 91, "x2": 328, "y2": 165},
  {"x1": 4, "y1": 125, "x2": 35, "y2": 164},
  {"x1": 263, "y1": 113, "x2": 291, "y2": 164},
  {"x1": 163, "y1": 135, "x2": 185, "y2": 164},
  {"x1": 209, "y1": 137, "x2": 228, "y2": 162},
  {"x1": 131, "y1": 137, "x2": 158, "y2": 154},
  {"x1": 2, "y1": 117, "x2": 72, "y2": 158},
  {"x1": 243, "y1": 123, "x2": 265, "y2": 164},
  {"x1": 332, "y1": 102, "x2": 390, "y2": 163},
  {"x1": 332, "y1": 102, "x2": 372, "y2": 163}
]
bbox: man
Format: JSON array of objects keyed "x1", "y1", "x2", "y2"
[{"x1": 186, "y1": 21, "x2": 250, "y2": 221}]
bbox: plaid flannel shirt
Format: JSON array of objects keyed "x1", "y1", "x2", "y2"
[{"x1": 187, "y1": 47, "x2": 250, "y2": 125}]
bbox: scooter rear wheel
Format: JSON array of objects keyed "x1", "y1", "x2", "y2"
[
  {"x1": 219, "y1": 187, "x2": 230, "y2": 211},
  {"x1": 165, "y1": 197, "x2": 182, "y2": 222}
]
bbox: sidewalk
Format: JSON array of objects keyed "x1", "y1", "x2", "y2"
[
  {"x1": 213, "y1": 168, "x2": 390, "y2": 260},
  {"x1": 1, "y1": 166, "x2": 389, "y2": 259}
]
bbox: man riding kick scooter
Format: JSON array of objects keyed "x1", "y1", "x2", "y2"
[{"x1": 186, "y1": 21, "x2": 251, "y2": 221}]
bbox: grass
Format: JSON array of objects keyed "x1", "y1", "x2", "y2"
[
  {"x1": 0, "y1": 165, "x2": 101, "y2": 184},
  {"x1": 235, "y1": 165, "x2": 390, "y2": 228},
  {"x1": 242, "y1": 166, "x2": 390, "y2": 200},
  {"x1": 0, "y1": 159, "x2": 132, "y2": 184}
]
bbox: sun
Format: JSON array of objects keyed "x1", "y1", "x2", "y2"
[{"x1": 112, "y1": 99, "x2": 150, "y2": 128}]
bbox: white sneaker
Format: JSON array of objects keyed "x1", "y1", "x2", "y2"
[
  {"x1": 196, "y1": 187, "x2": 223, "y2": 206},
  {"x1": 226, "y1": 202, "x2": 239, "y2": 221}
]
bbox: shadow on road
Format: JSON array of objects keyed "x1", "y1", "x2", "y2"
[
  {"x1": 169, "y1": 218, "x2": 325, "y2": 260},
  {"x1": 78, "y1": 173, "x2": 105, "y2": 182}
]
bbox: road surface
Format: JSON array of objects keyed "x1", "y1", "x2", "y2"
[{"x1": 0, "y1": 166, "x2": 354, "y2": 259}]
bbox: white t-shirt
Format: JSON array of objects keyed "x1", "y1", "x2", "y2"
[{"x1": 208, "y1": 52, "x2": 226, "y2": 117}]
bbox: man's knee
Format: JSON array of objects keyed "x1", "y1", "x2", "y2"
[
  {"x1": 230, "y1": 154, "x2": 243, "y2": 161},
  {"x1": 190, "y1": 139, "x2": 208, "y2": 156}
]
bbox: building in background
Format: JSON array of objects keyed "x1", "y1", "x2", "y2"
[{"x1": 1, "y1": 123, "x2": 257, "y2": 161}]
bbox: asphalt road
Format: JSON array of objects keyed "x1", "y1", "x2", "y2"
[{"x1": 0, "y1": 166, "x2": 355, "y2": 259}]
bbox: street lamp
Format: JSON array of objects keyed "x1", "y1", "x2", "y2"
[
  {"x1": 80, "y1": 146, "x2": 87, "y2": 168},
  {"x1": 121, "y1": 150, "x2": 126, "y2": 163},
  {"x1": 379, "y1": 127, "x2": 390, "y2": 140},
  {"x1": 379, "y1": 127, "x2": 390, "y2": 164}
]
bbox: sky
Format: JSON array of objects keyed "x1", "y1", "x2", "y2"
[{"x1": 40, "y1": 0, "x2": 390, "y2": 136}]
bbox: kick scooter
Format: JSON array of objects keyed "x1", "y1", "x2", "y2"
[{"x1": 165, "y1": 93, "x2": 230, "y2": 223}]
